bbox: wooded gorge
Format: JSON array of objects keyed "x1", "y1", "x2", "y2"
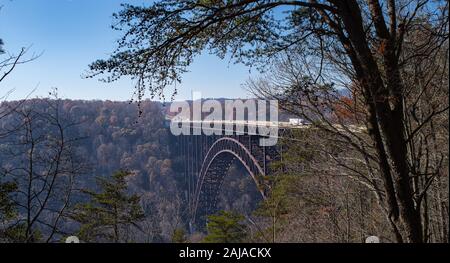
[
  {"x1": 1, "y1": 0, "x2": 448, "y2": 244},
  {"x1": 0, "y1": 98, "x2": 264, "y2": 242},
  {"x1": 1, "y1": 97, "x2": 446, "y2": 243}
]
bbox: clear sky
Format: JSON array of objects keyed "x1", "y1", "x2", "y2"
[{"x1": 0, "y1": 0, "x2": 255, "y2": 101}]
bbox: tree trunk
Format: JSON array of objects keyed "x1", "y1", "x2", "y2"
[{"x1": 335, "y1": 0, "x2": 424, "y2": 242}]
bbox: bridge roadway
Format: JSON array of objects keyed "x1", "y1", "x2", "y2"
[{"x1": 170, "y1": 119, "x2": 365, "y2": 138}]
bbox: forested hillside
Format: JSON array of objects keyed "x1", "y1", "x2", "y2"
[
  {"x1": 1, "y1": 0, "x2": 448, "y2": 244},
  {"x1": 0, "y1": 98, "x2": 263, "y2": 242}
]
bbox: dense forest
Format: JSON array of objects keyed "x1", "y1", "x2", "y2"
[
  {"x1": 0, "y1": 98, "x2": 263, "y2": 242},
  {"x1": 1, "y1": 0, "x2": 448, "y2": 244},
  {"x1": 1, "y1": 96, "x2": 446, "y2": 243}
]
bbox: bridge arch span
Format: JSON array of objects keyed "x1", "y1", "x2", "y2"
[{"x1": 191, "y1": 137, "x2": 268, "y2": 226}]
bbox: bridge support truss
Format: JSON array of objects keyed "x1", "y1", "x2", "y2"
[{"x1": 174, "y1": 127, "x2": 282, "y2": 230}]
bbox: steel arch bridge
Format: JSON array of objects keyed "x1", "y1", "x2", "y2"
[
  {"x1": 172, "y1": 123, "x2": 282, "y2": 230},
  {"x1": 168, "y1": 119, "x2": 361, "y2": 230},
  {"x1": 192, "y1": 137, "x2": 269, "y2": 226}
]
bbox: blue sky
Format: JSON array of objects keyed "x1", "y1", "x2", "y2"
[{"x1": 0, "y1": 0, "x2": 254, "y2": 101}]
